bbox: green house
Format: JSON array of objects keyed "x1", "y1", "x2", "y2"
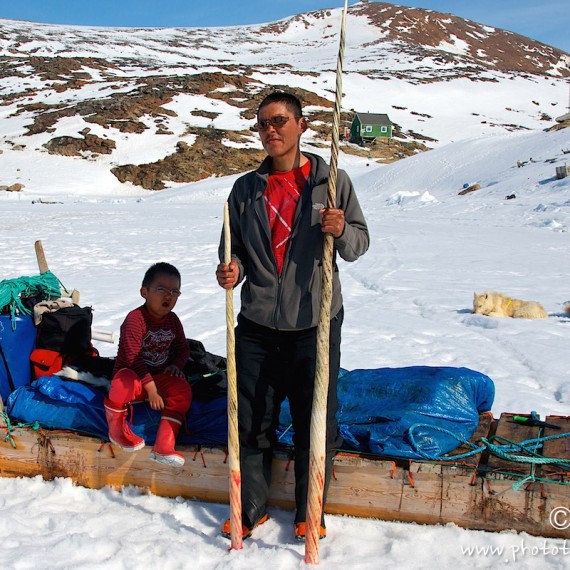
[{"x1": 350, "y1": 112, "x2": 393, "y2": 144}]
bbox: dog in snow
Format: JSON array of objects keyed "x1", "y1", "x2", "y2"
[{"x1": 472, "y1": 291, "x2": 548, "y2": 319}]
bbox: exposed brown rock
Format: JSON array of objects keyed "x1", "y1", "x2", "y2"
[
  {"x1": 6, "y1": 183, "x2": 25, "y2": 192},
  {"x1": 44, "y1": 133, "x2": 116, "y2": 156},
  {"x1": 112, "y1": 130, "x2": 265, "y2": 190}
]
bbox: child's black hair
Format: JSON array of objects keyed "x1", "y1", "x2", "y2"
[{"x1": 142, "y1": 262, "x2": 181, "y2": 287}]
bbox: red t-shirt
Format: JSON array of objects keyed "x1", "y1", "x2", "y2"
[{"x1": 264, "y1": 160, "x2": 311, "y2": 274}]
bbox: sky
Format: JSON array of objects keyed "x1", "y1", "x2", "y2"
[{"x1": 1, "y1": 0, "x2": 569, "y2": 53}]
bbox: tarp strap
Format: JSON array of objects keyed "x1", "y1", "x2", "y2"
[{"x1": 0, "y1": 343, "x2": 16, "y2": 393}]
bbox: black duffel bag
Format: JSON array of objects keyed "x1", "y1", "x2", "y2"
[{"x1": 36, "y1": 305, "x2": 93, "y2": 354}]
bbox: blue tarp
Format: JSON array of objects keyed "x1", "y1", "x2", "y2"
[
  {"x1": 7, "y1": 365, "x2": 494, "y2": 460},
  {"x1": 7, "y1": 376, "x2": 228, "y2": 446},
  {"x1": 308, "y1": 366, "x2": 493, "y2": 459}
]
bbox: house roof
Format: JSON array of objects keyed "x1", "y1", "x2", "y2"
[{"x1": 353, "y1": 112, "x2": 392, "y2": 126}]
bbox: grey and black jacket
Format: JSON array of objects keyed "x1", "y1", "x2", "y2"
[{"x1": 219, "y1": 152, "x2": 369, "y2": 331}]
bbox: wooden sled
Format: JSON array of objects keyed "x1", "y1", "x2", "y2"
[{"x1": 1, "y1": 412, "x2": 568, "y2": 538}]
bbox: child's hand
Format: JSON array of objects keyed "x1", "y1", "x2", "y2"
[
  {"x1": 164, "y1": 364, "x2": 185, "y2": 378},
  {"x1": 145, "y1": 381, "x2": 165, "y2": 411}
]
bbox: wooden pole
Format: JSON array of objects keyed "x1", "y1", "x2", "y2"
[
  {"x1": 305, "y1": 1, "x2": 348, "y2": 564},
  {"x1": 34, "y1": 240, "x2": 80, "y2": 304},
  {"x1": 224, "y1": 202, "x2": 243, "y2": 550},
  {"x1": 34, "y1": 240, "x2": 49, "y2": 274}
]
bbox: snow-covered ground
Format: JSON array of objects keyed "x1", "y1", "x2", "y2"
[{"x1": 0, "y1": 125, "x2": 569, "y2": 568}]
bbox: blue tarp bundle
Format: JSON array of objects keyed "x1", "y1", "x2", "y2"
[
  {"x1": 7, "y1": 376, "x2": 228, "y2": 446},
  {"x1": 7, "y1": 365, "x2": 494, "y2": 460},
  {"x1": 277, "y1": 366, "x2": 493, "y2": 459},
  {"x1": 343, "y1": 365, "x2": 494, "y2": 459}
]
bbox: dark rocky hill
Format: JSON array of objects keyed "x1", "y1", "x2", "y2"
[{"x1": 1, "y1": 2, "x2": 568, "y2": 189}]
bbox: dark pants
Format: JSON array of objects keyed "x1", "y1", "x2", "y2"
[{"x1": 235, "y1": 308, "x2": 343, "y2": 528}]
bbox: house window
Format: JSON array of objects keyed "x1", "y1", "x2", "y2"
[
  {"x1": 365, "y1": 125, "x2": 373, "y2": 133},
  {"x1": 381, "y1": 126, "x2": 388, "y2": 133}
]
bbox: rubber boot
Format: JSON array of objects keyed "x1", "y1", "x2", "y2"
[
  {"x1": 150, "y1": 417, "x2": 185, "y2": 467},
  {"x1": 104, "y1": 397, "x2": 145, "y2": 452}
]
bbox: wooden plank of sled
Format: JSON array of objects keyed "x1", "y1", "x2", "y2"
[
  {"x1": 395, "y1": 413, "x2": 493, "y2": 526},
  {"x1": 484, "y1": 412, "x2": 539, "y2": 479},
  {"x1": 0, "y1": 425, "x2": 230, "y2": 502},
  {"x1": 476, "y1": 475, "x2": 570, "y2": 539},
  {"x1": 425, "y1": 413, "x2": 493, "y2": 526},
  {"x1": 0, "y1": 415, "x2": 491, "y2": 522},
  {"x1": 326, "y1": 413, "x2": 494, "y2": 525},
  {"x1": 468, "y1": 478, "x2": 569, "y2": 538},
  {"x1": 0, "y1": 426, "x2": 46, "y2": 479},
  {"x1": 326, "y1": 453, "x2": 405, "y2": 519},
  {"x1": 540, "y1": 415, "x2": 570, "y2": 481},
  {"x1": 2, "y1": 417, "x2": 569, "y2": 538},
  {"x1": 0, "y1": 424, "x2": 452, "y2": 521},
  {"x1": 0, "y1": 424, "x2": 397, "y2": 517},
  {"x1": 473, "y1": 413, "x2": 570, "y2": 539}
]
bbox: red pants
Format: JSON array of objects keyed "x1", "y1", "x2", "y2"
[{"x1": 109, "y1": 368, "x2": 192, "y2": 424}]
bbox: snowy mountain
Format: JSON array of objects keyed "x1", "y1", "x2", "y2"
[{"x1": 1, "y1": 1, "x2": 569, "y2": 190}]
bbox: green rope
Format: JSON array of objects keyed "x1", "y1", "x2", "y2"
[
  {"x1": 482, "y1": 433, "x2": 570, "y2": 468},
  {"x1": 1, "y1": 409, "x2": 41, "y2": 448},
  {"x1": 408, "y1": 422, "x2": 487, "y2": 461},
  {"x1": 0, "y1": 271, "x2": 63, "y2": 329},
  {"x1": 408, "y1": 422, "x2": 570, "y2": 487}
]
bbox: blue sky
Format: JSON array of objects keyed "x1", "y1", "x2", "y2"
[{"x1": 1, "y1": 1, "x2": 569, "y2": 52}]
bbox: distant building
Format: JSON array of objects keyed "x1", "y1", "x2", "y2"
[{"x1": 350, "y1": 112, "x2": 393, "y2": 144}]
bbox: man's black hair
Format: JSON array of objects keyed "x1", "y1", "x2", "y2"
[
  {"x1": 257, "y1": 92, "x2": 303, "y2": 118},
  {"x1": 142, "y1": 262, "x2": 181, "y2": 287}
]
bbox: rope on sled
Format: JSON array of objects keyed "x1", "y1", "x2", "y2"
[
  {"x1": 0, "y1": 409, "x2": 41, "y2": 448},
  {"x1": 408, "y1": 423, "x2": 487, "y2": 461},
  {"x1": 408, "y1": 422, "x2": 570, "y2": 488},
  {"x1": 0, "y1": 271, "x2": 62, "y2": 328}
]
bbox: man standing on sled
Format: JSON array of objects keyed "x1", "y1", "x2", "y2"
[{"x1": 216, "y1": 92, "x2": 369, "y2": 540}]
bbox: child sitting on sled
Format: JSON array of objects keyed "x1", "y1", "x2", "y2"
[{"x1": 104, "y1": 262, "x2": 192, "y2": 467}]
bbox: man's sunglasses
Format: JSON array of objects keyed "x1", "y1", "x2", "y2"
[{"x1": 255, "y1": 115, "x2": 302, "y2": 131}]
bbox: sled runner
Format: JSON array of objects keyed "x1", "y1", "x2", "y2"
[{"x1": 0, "y1": 411, "x2": 568, "y2": 539}]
